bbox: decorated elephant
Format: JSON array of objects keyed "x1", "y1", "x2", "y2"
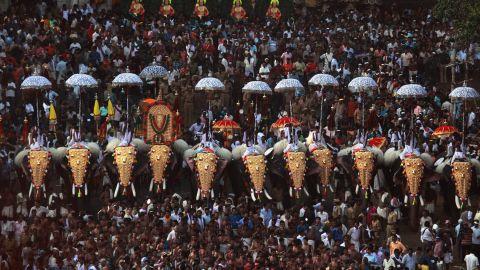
[
  {"x1": 183, "y1": 142, "x2": 232, "y2": 200},
  {"x1": 229, "y1": 144, "x2": 273, "y2": 201}
]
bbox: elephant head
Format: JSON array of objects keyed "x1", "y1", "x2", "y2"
[
  {"x1": 106, "y1": 137, "x2": 149, "y2": 197},
  {"x1": 402, "y1": 155, "x2": 425, "y2": 205},
  {"x1": 452, "y1": 161, "x2": 472, "y2": 208},
  {"x1": 148, "y1": 139, "x2": 189, "y2": 193},
  {"x1": 231, "y1": 144, "x2": 272, "y2": 201},
  {"x1": 184, "y1": 143, "x2": 232, "y2": 200}
]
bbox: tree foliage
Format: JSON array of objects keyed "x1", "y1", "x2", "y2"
[{"x1": 433, "y1": 0, "x2": 480, "y2": 42}]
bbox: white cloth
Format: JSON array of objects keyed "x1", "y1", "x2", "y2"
[{"x1": 465, "y1": 253, "x2": 479, "y2": 270}]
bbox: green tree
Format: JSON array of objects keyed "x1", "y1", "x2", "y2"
[{"x1": 434, "y1": 0, "x2": 480, "y2": 42}]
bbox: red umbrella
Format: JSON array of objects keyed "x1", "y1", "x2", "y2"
[
  {"x1": 432, "y1": 125, "x2": 458, "y2": 138},
  {"x1": 367, "y1": 137, "x2": 387, "y2": 148},
  {"x1": 140, "y1": 98, "x2": 156, "y2": 112},
  {"x1": 271, "y1": 116, "x2": 300, "y2": 129},
  {"x1": 212, "y1": 118, "x2": 241, "y2": 132}
]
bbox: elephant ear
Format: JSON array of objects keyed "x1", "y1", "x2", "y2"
[
  {"x1": 86, "y1": 143, "x2": 101, "y2": 158},
  {"x1": 273, "y1": 139, "x2": 288, "y2": 155},
  {"x1": 469, "y1": 158, "x2": 480, "y2": 178},
  {"x1": 435, "y1": 158, "x2": 451, "y2": 174},
  {"x1": 172, "y1": 139, "x2": 190, "y2": 156},
  {"x1": 367, "y1": 147, "x2": 384, "y2": 166},
  {"x1": 131, "y1": 138, "x2": 150, "y2": 153},
  {"x1": 297, "y1": 142, "x2": 307, "y2": 153},
  {"x1": 105, "y1": 138, "x2": 121, "y2": 153},
  {"x1": 216, "y1": 148, "x2": 232, "y2": 162},
  {"x1": 419, "y1": 153, "x2": 434, "y2": 168},
  {"x1": 51, "y1": 147, "x2": 67, "y2": 163},
  {"x1": 232, "y1": 144, "x2": 247, "y2": 160},
  {"x1": 14, "y1": 149, "x2": 29, "y2": 167},
  {"x1": 384, "y1": 147, "x2": 400, "y2": 167},
  {"x1": 337, "y1": 147, "x2": 352, "y2": 158}
]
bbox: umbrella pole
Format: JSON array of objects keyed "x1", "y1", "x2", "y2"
[
  {"x1": 254, "y1": 95, "x2": 258, "y2": 145},
  {"x1": 361, "y1": 91, "x2": 365, "y2": 138},
  {"x1": 79, "y1": 92, "x2": 82, "y2": 134},
  {"x1": 36, "y1": 91, "x2": 39, "y2": 128},
  {"x1": 463, "y1": 99, "x2": 466, "y2": 145},
  {"x1": 319, "y1": 86, "x2": 323, "y2": 139},
  {"x1": 125, "y1": 88, "x2": 129, "y2": 131}
]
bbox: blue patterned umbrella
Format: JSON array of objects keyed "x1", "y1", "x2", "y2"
[
  {"x1": 395, "y1": 84, "x2": 427, "y2": 98},
  {"x1": 21, "y1": 75, "x2": 52, "y2": 90},
  {"x1": 66, "y1": 74, "x2": 98, "y2": 88},
  {"x1": 195, "y1": 77, "x2": 225, "y2": 92},
  {"x1": 140, "y1": 65, "x2": 168, "y2": 80},
  {"x1": 449, "y1": 86, "x2": 480, "y2": 101},
  {"x1": 242, "y1": 81, "x2": 272, "y2": 95},
  {"x1": 348, "y1": 76, "x2": 377, "y2": 93},
  {"x1": 112, "y1": 73, "x2": 143, "y2": 88}
]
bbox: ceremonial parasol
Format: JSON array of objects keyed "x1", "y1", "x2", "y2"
[
  {"x1": 271, "y1": 116, "x2": 301, "y2": 129},
  {"x1": 140, "y1": 62, "x2": 168, "y2": 98},
  {"x1": 112, "y1": 70, "x2": 143, "y2": 129},
  {"x1": 274, "y1": 78, "x2": 304, "y2": 93},
  {"x1": 195, "y1": 77, "x2": 225, "y2": 91},
  {"x1": 308, "y1": 74, "x2": 339, "y2": 139},
  {"x1": 21, "y1": 74, "x2": 52, "y2": 127},
  {"x1": 66, "y1": 74, "x2": 98, "y2": 132},
  {"x1": 308, "y1": 74, "x2": 339, "y2": 87},
  {"x1": 449, "y1": 84, "x2": 480, "y2": 143},
  {"x1": 195, "y1": 77, "x2": 225, "y2": 141},
  {"x1": 213, "y1": 117, "x2": 241, "y2": 139},
  {"x1": 242, "y1": 81, "x2": 272, "y2": 95},
  {"x1": 395, "y1": 84, "x2": 427, "y2": 99},
  {"x1": 432, "y1": 125, "x2": 458, "y2": 138},
  {"x1": 367, "y1": 137, "x2": 387, "y2": 149},
  {"x1": 140, "y1": 98, "x2": 156, "y2": 112},
  {"x1": 348, "y1": 76, "x2": 378, "y2": 136}
]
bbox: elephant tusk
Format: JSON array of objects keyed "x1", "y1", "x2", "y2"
[
  {"x1": 43, "y1": 184, "x2": 46, "y2": 198},
  {"x1": 316, "y1": 184, "x2": 321, "y2": 194},
  {"x1": 303, "y1": 187, "x2": 310, "y2": 197},
  {"x1": 455, "y1": 195, "x2": 461, "y2": 209},
  {"x1": 404, "y1": 195, "x2": 408, "y2": 205},
  {"x1": 369, "y1": 185, "x2": 373, "y2": 194},
  {"x1": 149, "y1": 179, "x2": 154, "y2": 192},
  {"x1": 114, "y1": 183, "x2": 120, "y2": 198},
  {"x1": 469, "y1": 198, "x2": 472, "y2": 207},
  {"x1": 419, "y1": 195, "x2": 424, "y2": 206},
  {"x1": 250, "y1": 189, "x2": 256, "y2": 202},
  {"x1": 72, "y1": 184, "x2": 75, "y2": 196},
  {"x1": 210, "y1": 189, "x2": 214, "y2": 199},
  {"x1": 289, "y1": 187, "x2": 293, "y2": 197},
  {"x1": 48, "y1": 194, "x2": 54, "y2": 206},
  {"x1": 196, "y1": 188, "x2": 201, "y2": 201},
  {"x1": 163, "y1": 180, "x2": 166, "y2": 190},
  {"x1": 131, "y1": 183, "x2": 136, "y2": 197},
  {"x1": 329, "y1": 185, "x2": 334, "y2": 193},
  {"x1": 355, "y1": 184, "x2": 359, "y2": 195},
  {"x1": 264, "y1": 188, "x2": 272, "y2": 200},
  {"x1": 84, "y1": 183, "x2": 88, "y2": 196},
  {"x1": 109, "y1": 188, "x2": 113, "y2": 199}
]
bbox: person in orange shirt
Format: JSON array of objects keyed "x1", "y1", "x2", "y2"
[{"x1": 389, "y1": 234, "x2": 407, "y2": 256}]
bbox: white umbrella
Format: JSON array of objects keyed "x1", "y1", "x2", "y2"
[
  {"x1": 274, "y1": 78, "x2": 304, "y2": 93},
  {"x1": 449, "y1": 84, "x2": 480, "y2": 144},
  {"x1": 112, "y1": 72, "x2": 143, "y2": 88},
  {"x1": 449, "y1": 86, "x2": 480, "y2": 101},
  {"x1": 348, "y1": 76, "x2": 377, "y2": 93},
  {"x1": 21, "y1": 75, "x2": 52, "y2": 126},
  {"x1": 65, "y1": 74, "x2": 98, "y2": 88},
  {"x1": 140, "y1": 65, "x2": 168, "y2": 80},
  {"x1": 308, "y1": 74, "x2": 339, "y2": 87},
  {"x1": 395, "y1": 84, "x2": 427, "y2": 99},
  {"x1": 66, "y1": 74, "x2": 98, "y2": 132},
  {"x1": 21, "y1": 75, "x2": 52, "y2": 90},
  {"x1": 242, "y1": 81, "x2": 272, "y2": 95},
  {"x1": 195, "y1": 77, "x2": 225, "y2": 91}
]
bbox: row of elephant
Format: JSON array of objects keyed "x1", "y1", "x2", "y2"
[{"x1": 12, "y1": 135, "x2": 480, "y2": 225}]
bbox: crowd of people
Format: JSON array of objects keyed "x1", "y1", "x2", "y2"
[{"x1": 0, "y1": 0, "x2": 480, "y2": 269}]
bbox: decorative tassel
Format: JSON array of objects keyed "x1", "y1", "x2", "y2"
[
  {"x1": 329, "y1": 185, "x2": 334, "y2": 193},
  {"x1": 264, "y1": 189, "x2": 272, "y2": 200},
  {"x1": 303, "y1": 187, "x2": 310, "y2": 197},
  {"x1": 455, "y1": 195, "x2": 460, "y2": 209},
  {"x1": 84, "y1": 183, "x2": 88, "y2": 196},
  {"x1": 78, "y1": 188, "x2": 82, "y2": 198},
  {"x1": 196, "y1": 188, "x2": 201, "y2": 200},
  {"x1": 250, "y1": 189, "x2": 256, "y2": 202},
  {"x1": 131, "y1": 183, "x2": 136, "y2": 197},
  {"x1": 49, "y1": 101, "x2": 57, "y2": 132},
  {"x1": 149, "y1": 179, "x2": 154, "y2": 192},
  {"x1": 364, "y1": 190, "x2": 368, "y2": 199},
  {"x1": 114, "y1": 183, "x2": 120, "y2": 198}
]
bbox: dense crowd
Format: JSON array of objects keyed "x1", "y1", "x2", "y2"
[{"x1": 0, "y1": 0, "x2": 480, "y2": 269}]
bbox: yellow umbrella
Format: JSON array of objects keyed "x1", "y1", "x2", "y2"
[
  {"x1": 49, "y1": 101, "x2": 57, "y2": 131},
  {"x1": 93, "y1": 94, "x2": 101, "y2": 121},
  {"x1": 107, "y1": 98, "x2": 114, "y2": 117}
]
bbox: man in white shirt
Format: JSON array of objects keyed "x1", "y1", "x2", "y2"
[
  {"x1": 465, "y1": 252, "x2": 479, "y2": 270},
  {"x1": 472, "y1": 220, "x2": 480, "y2": 256}
]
